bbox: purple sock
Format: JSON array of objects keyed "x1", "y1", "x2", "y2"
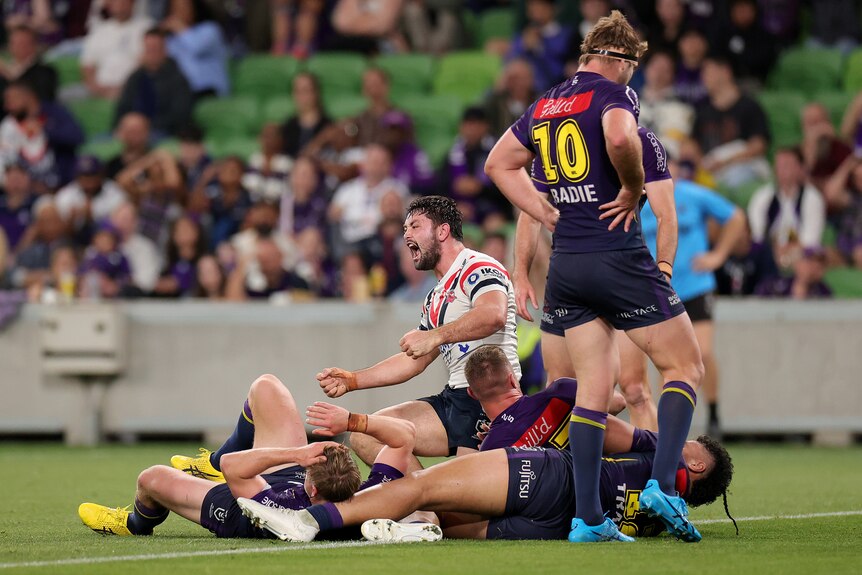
[
  {"x1": 306, "y1": 502, "x2": 343, "y2": 532},
  {"x1": 569, "y1": 406, "x2": 607, "y2": 527},
  {"x1": 652, "y1": 381, "x2": 697, "y2": 494},
  {"x1": 126, "y1": 498, "x2": 168, "y2": 535},
  {"x1": 211, "y1": 400, "x2": 254, "y2": 471}
]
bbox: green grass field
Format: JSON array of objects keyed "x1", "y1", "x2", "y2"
[{"x1": 1, "y1": 442, "x2": 860, "y2": 574}]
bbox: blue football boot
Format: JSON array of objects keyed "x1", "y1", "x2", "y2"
[
  {"x1": 638, "y1": 479, "x2": 702, "y2": 542},
  {"x1": 568, "y1": 517, "x2": 635, "y2": 543}
]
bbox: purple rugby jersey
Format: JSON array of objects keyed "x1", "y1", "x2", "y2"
[
  {"x1": 250, "y1": 462, "x2": 403, "y2": 512},
  {"x1": 481, "y1": 378, "x2": 579, "y2": 451},
  {"x1": 510, "y1": 71, "x2": 645, "y2": 253}
]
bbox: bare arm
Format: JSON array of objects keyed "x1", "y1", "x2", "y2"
[
  {"x1": 603, "y1": 415, "x2": 637, "y2": 455},
  {"x1": 643, "y1": 178, "x2": 677, "y2": 278},
  {"x1": 599, "y1": 108, "x2": 644, "y2": 232},
  {"x1": 399, "y1": 290, "x2": 508, "y2": 358},
  {"x1": 307, "y1": 402, "x2": 417, "y2": 474},
  {"x1": 317, "y1": 348, "x2": 439, "y2": 398},
  {"x1": 221, "y1": 442, "x2": 337, "y2": 499},
  {"x1": 841, "y1": 93, "x2": 862, "y2": 141},
  {"x1": 485, "y1": 129, "x2": 560, "y2": 232},
  {"x1": 513, "y1": 211, "x2": 542, "y2": 321},
  {"x1": 332, "y1": 0, "x2": 403, "y2": 37},
  {"x1": 692, "y1": 208, "x2": 747, "y2": 272},
  {"x1": 822, "y1": 155, "x2": 860, "y2": 211}
]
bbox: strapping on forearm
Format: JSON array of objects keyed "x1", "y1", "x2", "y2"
[{"x1": 347, "y1": 412, "x2": 368, "y2": 433}]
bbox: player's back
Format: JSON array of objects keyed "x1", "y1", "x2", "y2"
[
  {"x1": 480, "y1": 377, "x2": 577, "y2": 451},
  {"x1": 512, "y1": 72, "x2": 643, "y2": 253}
]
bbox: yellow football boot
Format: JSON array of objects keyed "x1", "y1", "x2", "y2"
[
  {"x1": 78, "y1": 503, "x2": 133, "y2": 536},
  {"x1": 170, "y1": 448, "x2": 225, "y2": 483}
]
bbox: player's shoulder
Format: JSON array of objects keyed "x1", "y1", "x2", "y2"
[{"x1": 458, "y1": 249, "x2": 511, "y2": 295}]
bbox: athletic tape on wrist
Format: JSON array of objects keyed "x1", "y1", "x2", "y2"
[{"x1": 347, "y1": 413, "x2": 368, "y2": 433}]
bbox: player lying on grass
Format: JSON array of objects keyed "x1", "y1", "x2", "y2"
[
  {"x1": 238, "y1": 349, "x2": 734, "y2": 542},
  {"x1": 78, "y1": 373, "x2": 421, "y2": 539},
  {"x1": 238, "y1": 430, "x2": 733, "y2": 542}
]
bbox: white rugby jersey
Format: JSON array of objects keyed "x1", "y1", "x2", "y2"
[{"x1": 418, "y1": 248, "x2": 521, "y2": 389}]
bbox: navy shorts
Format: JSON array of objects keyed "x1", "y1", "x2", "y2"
[
  {"x1": 486, "y1": 447, "x2": 575, "y2": 540},
  {"x1": 200, "y1": 465, "x2": 306, "y2": 538},
  {"x1": 541, "y1": 247, "x2": 686, "y2": 335},
  {"x1": 417, "y1": 386, "x2": 489, "y2": 455}
]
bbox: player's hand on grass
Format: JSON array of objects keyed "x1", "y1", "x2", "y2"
[
  {"x1": 306, "y1": 402, "x2": 350, "y2": 436},
  {"x1": 692, "y1": 250, "x2": 725, "y2": 272},
  {"x1": 293, "y1": 441, "x2": 341, "y2": 466},
  {"x1": 513, "y1": 271, "x2": 538, "y2": 322},
  {"x1": 399, "y1": 328, "x2": 441, "y2": 359},
  {"x1": 599, "y1": 187, "x2": 641, "y2": 232},
  {"x1": 316, "y1": 367, "x2": 357, "y2": 398}
]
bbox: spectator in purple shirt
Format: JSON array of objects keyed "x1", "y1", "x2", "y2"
[
  {"x1": 445, "y1": 107, "x2": 506, "y2": 227},
  {"x1": 282, "y1": 156, "x2": 327, "y2": 236},
  {"x1": 379, "y1": 110, "x2": 435, "y2": 195},
  {"x1": 755, "y1": 247, "x2": 833, "y2": 299},
  {"x1": 79, "y1": 222, "x2": 132, "y2": 299},
  {"x1": 152, "y1": 215, "x2": 207, "y2": 298},
  {"x1": 0, "y1": 162, "x2": 35, "y2": 250},
  {"x1": 509, "y1": 0, "x2": 572, "y2": 92},
  {"x1": 675, "y1": 28, "x2": 709, "y2": 105}
]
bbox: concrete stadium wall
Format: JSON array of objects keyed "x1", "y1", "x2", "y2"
[{"x1": 1, "y1": 300, "x2": 860, "y2": 444}]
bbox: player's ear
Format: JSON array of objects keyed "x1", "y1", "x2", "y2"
[
  {"x1": 688, "y1": 459, "x2": 707, "y2": 474},
  {"x1": 466, "y1": 386, "x2": 477, "y2": 400},
  {"x1": 307, "y1": 482, "x2": 318, "y2": 499},
  {"x1": 507, "y1": 373, "x2": 519, "y2": 390},
  {"x1": 437, "y1": 222, "x2": 450, "y2": 241}
]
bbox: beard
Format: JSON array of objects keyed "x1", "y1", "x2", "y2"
[{"x1": 413, "y1": 239, "x2": 442, "y2": 271}]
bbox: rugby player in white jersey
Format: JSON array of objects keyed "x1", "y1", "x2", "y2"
[{"x1": 317, "y1": 195, "x2": 520, "y2": 470}]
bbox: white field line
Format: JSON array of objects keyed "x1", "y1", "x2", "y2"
[{"x1": 1, "y1": 510, "x2": 860, "y2": 570}]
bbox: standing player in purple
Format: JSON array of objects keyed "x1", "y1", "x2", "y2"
[{"x1": 485, "y1": 11, "x2": 705, "y2": 543}]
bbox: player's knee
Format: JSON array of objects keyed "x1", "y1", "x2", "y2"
[
  {"x1": 619, "y1": 373, "x2": 648, "y2": 406},
  {"x1": 683, "y1": 359, "x2": 706, "y2": 388},
  {"x1": 137, "y1": 465, "x2": 170, "y2": 494},
  {"x1": 249, "y1": 373, "x2": 286, "y2": 402}
]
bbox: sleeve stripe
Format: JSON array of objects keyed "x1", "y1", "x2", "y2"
[
  {"x1": 469, "y1": 278, "x2": 507, "y2": 299},
  {"x1": 459, "y1": 261, "x2": 510, "y2": 293}
]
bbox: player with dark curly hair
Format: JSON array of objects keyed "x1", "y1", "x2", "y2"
[{"x1": 315, "y1": 195, "x2": 521, "y2": 475}]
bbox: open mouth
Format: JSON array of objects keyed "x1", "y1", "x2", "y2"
[{"x1": 406, "y1": 241, "x2": 420, "y2": 261}]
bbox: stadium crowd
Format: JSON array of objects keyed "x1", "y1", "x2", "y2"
[{"x1": 1, "y1": 0, "x2": 861, "y2": 305}]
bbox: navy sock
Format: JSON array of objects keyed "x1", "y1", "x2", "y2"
[
  {"x1": 569, "y1": 406, "x2": 607, "y2": 527},
  {"x1": 211, "y1": 400, "x2": 254, "y2": 471},
  {"x1": 652, "y1": 381, "x2": 697, "y2": 494},
  {"x1": 126, "y1": 498, "x2": 168, "y2": 535},
  {"x1": 306, "y1": 502, "x2": 343, "y2": 532}
]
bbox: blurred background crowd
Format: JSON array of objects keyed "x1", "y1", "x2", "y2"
[{"x1": 1, "y1": 0, "x2": 862, "y2": 307}]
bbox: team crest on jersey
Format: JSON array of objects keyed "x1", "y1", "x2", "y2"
[{"x1": 444, "y1": 290, "x2": 457, "y2": 303}]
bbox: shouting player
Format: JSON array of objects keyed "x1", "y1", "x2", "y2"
[
  {"x1": 77, "y1": 374, "x2": 421, "y2": 539},
  {"x1": 485, "y1": 11, "x2": 705, "y2": 543},
  {"x1": 316, "y1": 195, "x2": 519, "y2": 471}
]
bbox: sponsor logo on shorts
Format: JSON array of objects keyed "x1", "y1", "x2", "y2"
[
  {"x1": 554, "y1": 307, "x2": 567, "y2": 317},
  {"x1": 668, "y1": 294, "x2": 681, "y2": 306},
  {"x1": 542, "y1": 312, "x2": 554, "y2": 324},
  {"x1": 210, "y1": 503, "x2": 226, "y2": 523},
  {"x1": 616, "y1": 305, "x2": 658, "y2": 320},
  {"x1": 518, "y1": 459, "x2": 537, "y2": 499}
]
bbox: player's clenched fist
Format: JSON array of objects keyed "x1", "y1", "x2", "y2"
[
  {"x1": 316, "y1": 367, "x2": 358, "y2": 398},
  {"x1": 306, "y1": 402, "x2": 349, "y2": 436},
  {"x1": 399, "y1": 328, "x2": 440, "y2": 359}
]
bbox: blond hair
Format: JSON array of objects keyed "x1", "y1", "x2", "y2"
[
  {"x1": 579, "y1": 10, "x2": 648, "y2": 66},
  {"x1": 464, "y1": 345, "x2": 513, "y2": 402},
  {"x1": 306, "y1": 445, "x2": 362, "y2": 503}
]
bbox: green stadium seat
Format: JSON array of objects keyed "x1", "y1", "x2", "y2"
[
  {"x1": 194, "y1": 96, "x2": 260, "y2": 139},
  {"x1": 757, "y1": 90, "x2": 807, "y2": 149},
  {"x1": 844, "y1": 48, "x2": 862, "y2": 91},
  {"x1": 824, "y1": 266, "x2": 862, "y2": 298},
  {"x1": 812, "y1": 91, "x2": 854, "y2": 130},
  {"x1": 155, "y1": 137, "x2": 180, "y2": 156},
  {"x1": 305, "y1": 53, "x2": 367, "y2": 100},
  {"x1": 261, "y1": 96, "x2": 296, "y2": 124},
  {"x1": 324, "y1": 95, "x2": 367, "y2": 120},
  {"x1": 48, "y1": 55, "x2": 82, "y2": 86},
  {"x1": 822, "y1": 222, "x2": 838, "y2": 249},
  {"x1": 768, "y1": 47, "x2": 844, "y2": 96},
  {"x1": 433, "y1": 51, "x2": 502, "y2": 105},
  {"x1": 374, "y1": 54, "x2": 435, "y2": 100},
  {"x1": 232, "y1": 55, "x2": 299, "y2": 99},
  {"x1": 399, "y1": 94, "x2": 465, "y2": 144},
  {"x1": 79, "y1": 138, "x2": 122, "y2": 161},
  {"x1": 479, "y1": 8, "x2": 516, "y2": 46},
  {"x1": 207, "y1": 137, "x2": 258, "y2": 159},
  {"x1": 68, "y1": 98, "x2": 115, "y2": 138}
]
